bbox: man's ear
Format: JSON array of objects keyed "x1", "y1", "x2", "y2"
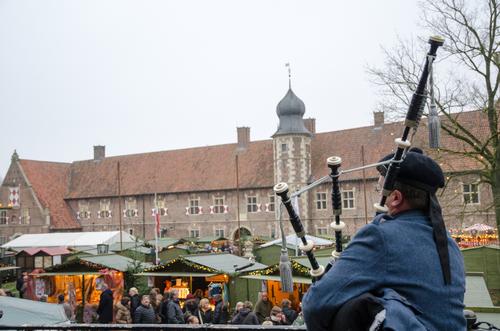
[{"x1": 389, "y1": 189, "x2": 404, "y2": 208}]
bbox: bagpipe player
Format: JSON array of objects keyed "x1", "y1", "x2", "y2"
[{"x1": 302, "y1": 149, "x2": 466, "y2": 331}]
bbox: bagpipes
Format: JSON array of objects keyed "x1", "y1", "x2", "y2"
[{"x1": 274, "y1": 36, "x2": 445, "y2": 281}]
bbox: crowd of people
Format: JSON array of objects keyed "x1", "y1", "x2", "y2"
[
  {"x1": 81, "y1": 285, "x2": 304, "y2": 326},
  {"x1": 1, "y1": 275, "x2": 305, "y2": 326}
]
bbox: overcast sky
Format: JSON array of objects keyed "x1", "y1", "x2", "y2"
[{"x1": 0, "y1": 0, "x2": 425, "y2": 177}]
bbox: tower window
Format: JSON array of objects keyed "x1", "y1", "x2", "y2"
[
  {"x1": 463, "y1": 183, "x2": 479, "y2": 204},
  {"x1": 281, "y1": 143, "x2": 288, "y2": 152},
  {"x1": 316, "y1": 192, "x2": 327, "y2": 210},
  {"x1": 342, "y1": 190, "x2": 355, "y2": 209}
]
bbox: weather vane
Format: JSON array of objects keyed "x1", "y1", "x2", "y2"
[{"x1": 285, "y1": 62, "x2": 291, "y2": 89}]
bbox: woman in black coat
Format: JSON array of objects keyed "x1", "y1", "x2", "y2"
[
  {"x1": 96, "y1": 285, "x2": 114, "y2": 323},
  {"x1": 198, "y1": 298, "x2": 213, "y2": 324}
]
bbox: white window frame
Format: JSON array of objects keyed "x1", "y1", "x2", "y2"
[
  {"x1": 267, "y1": 195, "x2": 275, "y2": 212},
  {"x1": 247, "y1": 196, "x2": 258, "y2": 213},
  {"x1": 316, "y1": 192, "x2": 327, "y2": 210},
  {"x1": 342, "y1": 189, "x2": 355, "y2": 210},
  {"x1": 77, "y1": 200, "x2": 91, "y2": 219},
  {"x1": 270, "y1": 225, "x2": 277, "y2": 239},
  {"x1": 463, "y1": 183, "x2": 480, "y2": 205},
  {"x1": 213, "y1": 196, "x2": 225, "y2": 214},
  {"x1": 189, "y1": 198, "x2": 200, "y2": 215},
  {"x1": 190, "y1": 229, "x2": 200, "y2": 238},
  {"x1": 0, "y1": 210, "x2": 8, "y2": 225},
  {"x1": 98, "y1": 199, "x2": 112, "y2": 218},
  {"x1": 124, "y1": 197, "x2": 138, "y2": 217},
  {"x1": 215, "y1": 229, "x2": 225, "y2": 237},
  {"x1": 20, "y1": 208, "x2": 30, "y2": 224},
  {"x1": 317, "y1": 227, "x2": 328, "y2": 236}
]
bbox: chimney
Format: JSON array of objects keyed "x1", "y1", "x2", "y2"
[
  {"x1": 94, "y1": 145, "x2": 105, "y2": 161},
  {"x1": 373, "y1": 111, "x2": 384, "y2": 128},
  {"x1": 237, "y1": 127, "x2": 250, "y2": 150},
  {"x1": 304, "y1": 118, "x2": 316, "y2": 134}
]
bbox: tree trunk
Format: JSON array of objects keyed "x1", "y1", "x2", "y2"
[{"x1": 491, "y1": 169, "x2": 500, "y2": 236}]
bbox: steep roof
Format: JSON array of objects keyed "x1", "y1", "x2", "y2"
[
  {"x1": 19, "y1": 160, "x2": 80, "y2": 230},
  {"x1": 15, "y1": 110, "x2": 491, "y2": 205},
  {"x1": 65, "y1": 140, "x2": 274, "y2": 199}
]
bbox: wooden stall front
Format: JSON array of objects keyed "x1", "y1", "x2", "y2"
[
  {"x1": 241, "y1": 255, "x2": 333, "y2": 310},
  {"x1": 139, "y1": 253, "x2": 267, "y2": 305},
  {"x1": 27, "y1": 254, "x2": 148, "y2": 305}
]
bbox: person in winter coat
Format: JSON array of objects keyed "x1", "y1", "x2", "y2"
[
  {"x1": 281, "y1": 299, "x2": 298, "y2": 325},
  {"x1": 183, "y1": 293, "x2": 199, "y2": 321},
  {"x1": 230, "y1": 302, "x2": 243, "y2": 321},
  {"x1": 58, "y1": 294, "x2": 74, "y2": 321},
  {"x1": 212, "y1": 294, "x2": 229, "y2": 324},
  {"x1": 128, "y1": 287, "x2": 141, "y2": 322},
  {"x1": 269, "y1": 306, "x2": 287, "y2": 325},
  {"x1": 166, "y1": 289, "x2": 185, "y2": 324},
  {"x1": 83, "y1": 303, "x2": 98, "y2": 323},
  {"x1": 134, "y1": 295, "x2": 156, "y2": 324},
  {"x1": 96, "y1": 284, "x2": 114, "y2": 324},
  {"x1": 231, "y1": 301, "x2": 259, "y2": 325},
  {"x1": 115, "y1": 297, "x2": 132, "y2": 324},
  {"x1": 254, "y1": 292, "x2": 272, "y2": 324},
  {"x1": 159, "y1": 294, "x2": 170, "y2": 324},
  {"x1": 15, "y1": 272, "x2": 27, "y2": 298},
  {"x1": 198, "y1": 298, "x2": 213, "y2": 324}
]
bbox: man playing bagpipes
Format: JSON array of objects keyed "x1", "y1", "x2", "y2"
[{"x1": 302, "y1": 148, "x2": 466, "y2": 331}]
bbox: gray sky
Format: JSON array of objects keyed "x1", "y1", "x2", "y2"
[{"x1": 0, "y1": 0, "x2": 423, "y2": 177}]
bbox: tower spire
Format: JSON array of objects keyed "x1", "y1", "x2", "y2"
[{"x1": 285, "y1": 62, "x2": 292, "y2": 89}]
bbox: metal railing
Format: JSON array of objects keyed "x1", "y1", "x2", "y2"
[{"x1": 0, "y1": 325, "x2": 306, "y2": 330}]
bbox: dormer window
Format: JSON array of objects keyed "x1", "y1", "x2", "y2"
[
  {"x1": 124, "y1": 197, "x2": 138, "y2": 217},
  {"x1": 77, "y1": 201, "x2": 91, "y2": 219},
  {"x1": 98, "y1": 199, "x2": 112, "y2": 218}
]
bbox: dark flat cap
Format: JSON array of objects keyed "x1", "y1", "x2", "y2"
[{"x1": 376, "y1": 148, "x2": 444, "y2": 192}]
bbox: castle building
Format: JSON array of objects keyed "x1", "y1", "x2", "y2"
[{"x1": 0, "y1": 87, "x2": 495, "y2": 244}]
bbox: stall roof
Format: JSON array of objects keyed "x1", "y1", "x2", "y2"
[
  {"x1": 1, "y1": 231, "x2": 136, "y2": 250},
  {"x1": 292, "y1": 255, "x2": 335, "y2": 270},
  {"x1": 0, "y1": 296, "x2": 70, "y2": 325},
  {"x1": 109, "y1": 242, "x2": 151, "y2": 254},
  {"x1": 188, "y1": 236, "x2": 229, "y2": 244},
  {"x1": 46, "y1": 254, "x2": 152, "y2": 273},
  {"x1": 240, "y1": 274, "x2": 312, "y2": 284},
  {"x1": 79, "y1": 254, "x2": 152, "y2": 271},
  {"x1": 18, "y1": 247, "x2": 72, "y2": 256},
  {"x1": 260, "y1": 234, "x2": 333, "y2": 249},
  {"x1": 184, "y1": 253, "x2": 267, "y2": 273},
  {"x1": 145, "y1": 253, "x2": 267, "y2": 275},
  {"x1": 148, "y1": 237, "x2": 186, "y2": 249},
  {"x1": 0, "y1": 265, "x2": 19, "y2": 272},
  {"x1": 138, "y1": 272, "x2": 217, "y2": 277}
]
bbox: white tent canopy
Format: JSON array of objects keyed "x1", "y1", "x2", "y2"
[
  {"x1": 260, "y1": 234, "x2": 333, "y2": 249},
  {"x1": 0, "y1": 296, "x2": 70, "y2": 325},
  {"x1": 463, "y1": 224, "x2": 495, "y2": 232},
  {"x1": 1, "y1": 231, "x2": 136, "y2": 252}
]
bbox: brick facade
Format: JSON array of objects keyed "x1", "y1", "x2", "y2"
[{"x1": 0, "y1": 104, "x2": 496, "y2": 243}]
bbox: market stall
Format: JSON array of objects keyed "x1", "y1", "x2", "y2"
[
  {"x1": 139, "y1": 252, "x2": 267, "y2": 305},
  {"x1": 450, "y1": 224, "x2": 498, "y2": 248},
  {"x1": 28, "y1": 253, "x2": 150, "y2": 306},
  {"x1": 241, "y1": 254, "x2": 333, "y2": 310}
]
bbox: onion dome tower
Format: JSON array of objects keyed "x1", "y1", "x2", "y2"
[{"x1": 273, "y1": 65, "x2": 312, "y2": 225}]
